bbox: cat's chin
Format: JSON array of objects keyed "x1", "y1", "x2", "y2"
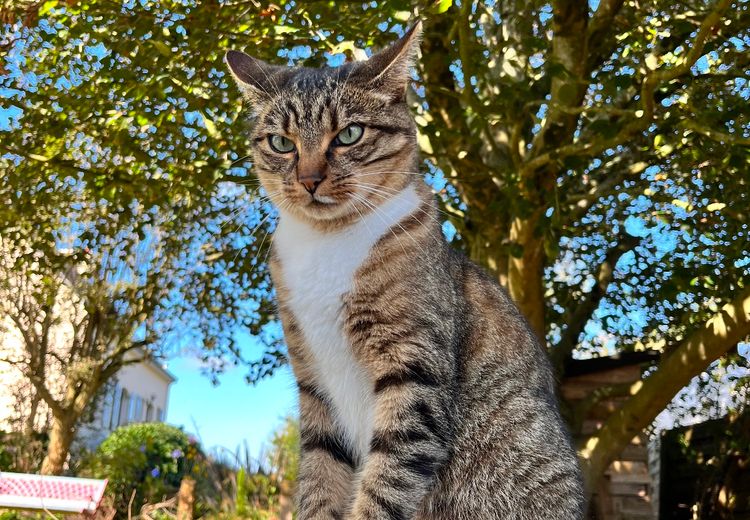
[{"x1": 278, "y1": 198, "x2": 358, "y2": 228}]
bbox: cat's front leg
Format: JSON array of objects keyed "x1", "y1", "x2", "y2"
[
  {"x1": 276, "y1": 298, "x2": 358, "y2": 520},
  {"x1": 347, "y1": 359, "x2": 453, "y2": 520},
  {"x1": 296, "y1": 380, "x2": 358, "y2": 520}
]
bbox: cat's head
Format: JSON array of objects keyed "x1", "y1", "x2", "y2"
[{"x1": 225, "y1": 23, "x2": 422, "y2": 228}]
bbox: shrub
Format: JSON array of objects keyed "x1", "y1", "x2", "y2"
[
  {"x1": 235, "y1": 467, "x2": 249, "y2": 517},
  {"x1": 0, "y1": 432, "x2": 13, "y2": 471},
  {"x1": 81, "y1": 423, "x2": 202, "y2": 515},
  {"x1": 0, "y1": 430, "x2": 47, "y2": 473}
]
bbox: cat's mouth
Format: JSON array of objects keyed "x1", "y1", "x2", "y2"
[{"x1": 309, "y1": 194, "x2": 337, "y2": 205}]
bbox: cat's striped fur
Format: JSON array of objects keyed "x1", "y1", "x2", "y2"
[{"x1": 226, "y1": 22, "x2": 585, "y2": 520}]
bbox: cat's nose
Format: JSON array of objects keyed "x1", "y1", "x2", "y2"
[{"x1": 298, "y1": 172, "x2": 326, "y2": 195}]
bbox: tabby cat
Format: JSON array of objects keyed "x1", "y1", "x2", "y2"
[{"x1": 225, "y1": 22, "x2": 585, "y2": 520}]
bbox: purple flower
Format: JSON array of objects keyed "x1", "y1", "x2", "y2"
[
  {"x1": 150, "y1": 467, "x2": 160, "y2": 478},
  {"x1": 171, "y1": 449, "x2": 183, "y2": 459},
  {"x1": 139, "y1": 444, "x2": 146, "y2": 453}
]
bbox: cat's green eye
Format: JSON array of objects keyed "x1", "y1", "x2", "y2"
[
  {"x1": 334, "y1": 124, "x2": 364, "y2": 146},
  {"x1": 268, "y1": 135, "x2": 295, "y2": 153}
]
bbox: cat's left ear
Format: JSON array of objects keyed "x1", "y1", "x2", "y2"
[
  {"x1": 225, "y1": 50, "x2": 289, "y2": 102},
  {"x1": 353, "y1": 21, "x2": 423, "y2": 102}
]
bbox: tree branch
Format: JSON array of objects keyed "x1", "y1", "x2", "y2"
[
  {"x1": 522, "y1": 0, "x2": 732, "y2": 176},
  {"x1": 585, "y1": 0, "x2": 626, "y2": 73},
  {"x1": 640, "y1": 0, "x2": 732, "y2": 122},
  {"x1": 527, "y1": 0, "x2": 588, "y2": 164},
  {"x1": 564, "y1": 158, "x2": 648, "y2": 222},
  {"x1": 580, "y1": 286, "x2": 750, "y2": 486},
  {"x1": 551, "y1": 234, "x2": 639, "y2": 372},
  {"x1": 681, "y1": 119, "x2": 750, "y2": 148}
]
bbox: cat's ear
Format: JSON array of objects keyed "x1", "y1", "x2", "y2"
[
  {"x1": 353, "y1": 21, "x2": 422, "y2": 101},
  {"x1": 225, "y1": 50, "x2": 288, "y2": 101}
]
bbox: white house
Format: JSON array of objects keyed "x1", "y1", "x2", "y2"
[
  {"x1": 0, "y1": 336, "x2": 175, "y2": 449},
  {"x1": 75, "y1": 357, "x2": 175, "y2": 448},
  {"x1": 0, "y1": 250, "x2": 175, "y2": 449}
]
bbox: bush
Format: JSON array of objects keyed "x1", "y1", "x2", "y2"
[
  {"x1": 81, "y1": 423, "x2": 202, "y2": 515},
  {"x1": 0, "y1": 433, "x2": 13, "y2": 471},
  {"x1": 0, "y1": 430, "x2": 47, "y2": 473}
]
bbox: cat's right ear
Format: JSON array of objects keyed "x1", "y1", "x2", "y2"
[{"x1": 225, "y1": 50, "x2": 287, "y2": 101}]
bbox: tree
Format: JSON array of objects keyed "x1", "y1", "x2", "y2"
[
  {"x1": 0, "y1": 227, "x2": 255, "y2": 474},
  {"x1": 1, "y1": 0, "x2": 748, "y2": 493}
]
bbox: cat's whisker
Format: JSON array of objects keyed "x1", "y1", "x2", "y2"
[
  {"x1": 349, "y1": 186, "x2": 447, "y2": 250},
  {"x1": 258, "y1": 198, "x2": 292, "y2": 268},
  {"x1": 350, "y1": 190, "x2": 429, "y2": 258},
  {"x1": 349, "y1": 192, "x2": 410, "y2": 258},
  {"x1": 229, "y1": 154, "x2": 252, "y2": 166},
  {"x1": 352, "y1": 182, "x2": 454, "y2": 220},
  {"x1": 347, "y1": 170, "x2": 424, "y2": 178},
  {"x1": 347, "y1": 198, "x2": 377, "y2": 249},
  {"x1": 373, "y1": 197, "x2": 429, "y2": 259},
  {"x1": 347, "y1": 183, "x2": 447, "y2": 227},
  {"x1": 236, "y1": 179, "x2": 284, "y2": 191},
  {"x1": 230, "y1": 208, "x2": 276, "y2": 266},
  {"x1": 214, "y1": 204, "x2": 251, "y2": 235}
]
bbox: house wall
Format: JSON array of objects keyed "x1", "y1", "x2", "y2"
[
  {"x1": 72, "y1": 360, "x2": 174, "y2": 449},
  {"x1": 1, "y1": 317, "x2": 174, "y2": 449},
  {"x1": 0, "y1": 317, "x2": 48, "y2": 432}
]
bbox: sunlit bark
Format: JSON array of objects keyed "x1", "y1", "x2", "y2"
[{"x1": 579, "y1": 288, "x2": 750, "y2": 487}]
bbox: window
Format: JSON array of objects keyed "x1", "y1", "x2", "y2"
[
  {"x1": 118, "y1": 389, "x2": 130, "y2": 426},
  {"x1": 110, "y1": 385, "x2": 122, "y2": 429},
  {"x1": 128, "y1": 395, "x2": 143, "y2": 423},
  {"x1": 156, "y1": 408, "x2": 163, "y2": 422},
  {"x1": 145, "y1": 403, "x2": 154, "y2": 422},
  {"x1": 100, "y1": 387, "x2": 114, "y2": 428}
]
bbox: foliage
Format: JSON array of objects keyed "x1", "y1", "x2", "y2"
[
  {"x1": 660, "y1": 411, "x2": 750, "y2": 518},
  {"x1": 235, "y1": 467, "x2": 249, "y2": 517},
  {"x1": 200, "y1": 417, "x2": 298, "y2": 519},
  {"x1": 0, "y1": 430, "x2": 47, "y2": 473},
  {"x1": 267, "y1": 415, "x2": 299, "y2": 486},
  {"x1": 81, "y1": 423, "x2": 203, "y2": 515},
  {"x1": 0, "y1": 432, "x2": 13, "y2": 470},
  {"x1": 1, "y1": 0, "x2": 749, "y2": 490}
]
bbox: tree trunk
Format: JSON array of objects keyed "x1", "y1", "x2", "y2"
[
  {"x1": 40, "y1": 414, "x2": 76, "y2": 475},
  {"x1": 506, "y1": 215, "x2": 546, "y2": 340},
  {"x1": 579, "y1": 288, "x2": 750, "y2": 487},
  {"x1": 24, "y1": 392, "x2": 40, "y2": 437},
  {"x1": 176, "y1": 476, "x2": 196, "y2": 520},
  {"x1": 277, "y1": 479, "x2": 293, "y2": 520}
]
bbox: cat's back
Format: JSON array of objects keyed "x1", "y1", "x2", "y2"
[{"x1": 420, "y1": 251, "x2": 586, "y2": 519}]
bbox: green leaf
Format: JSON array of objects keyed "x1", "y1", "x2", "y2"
[
  {"x1": 273, "y1": 26, "x2": 299, "y2": 35},
  {"x1": 433, "y1": 0, "x2": 453, "y2": 14},
  {"x1": 150, "y1": 41, "x2": 172, "y2": 57},
  {"x1": 38, "y1": 1, "x2": 58, "y2": 16},
  {"x1": 201, "y1": 113, "x2": 219, "y2": 139}
]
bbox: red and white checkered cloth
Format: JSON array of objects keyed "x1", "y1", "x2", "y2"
[{"x1": 0, "y1": 472, "x2": 107, "y2": 513}]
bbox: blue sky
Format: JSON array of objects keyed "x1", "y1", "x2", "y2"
[{"x1": 166, "y1": 357, "x2": 296, "y2": 457}]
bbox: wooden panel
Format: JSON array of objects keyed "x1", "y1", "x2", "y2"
[
  {"x1": 609, "y1": 482, "x2": 650, "y2": 498},
  {"x1": 612, "y1": 495, "x2": 655, "y2": 518},
  {"x1": 563, "y1": 365, "x2": 643, "y2": 386},
  {"x1": 607, "y1": 461, "x2": 651, "y2": 484},
  {"x1": 618, "y1": 444, "x2": 648, "y2": 462}
]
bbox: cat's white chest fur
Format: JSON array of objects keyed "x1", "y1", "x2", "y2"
[{"x1": 274, "y1": 184, "x2": 421, "y2": 457}]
